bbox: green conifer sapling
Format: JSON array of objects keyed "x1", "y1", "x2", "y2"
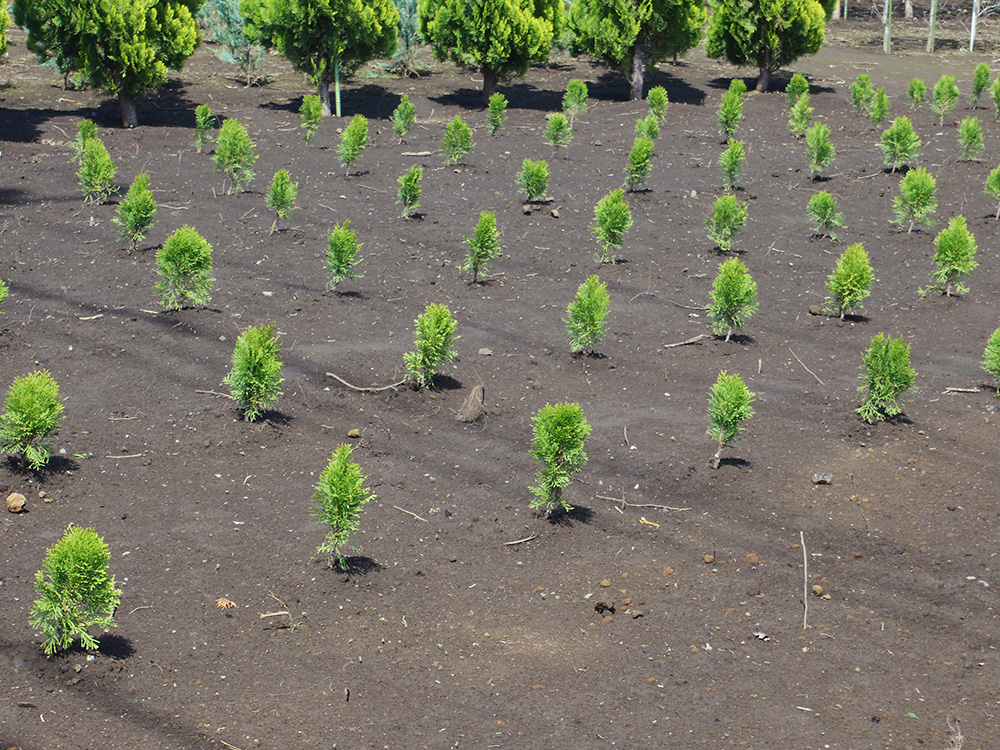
[
  {"x1": 516, "y1": 158, "x2": 549, "y2": 203},
  {"x1": 193, "y1": 105, "x2": 216, "y2": 152},
  {"x1": 591, "y1": 189, "x2": 633, "y2": 264},
  {"x1": 925, "y1": 215, "x2": 978, "y2": 297},
  {"x1": 325, "y1": 220, "x2": 363, "y2": 290},
  {"x1": 391, "y1": 93, "x2": 416, "y2": 143},
  {"x1": 786, "y1": 72, "x2": 809, "y2": 106},
  {"x1": 892, "y1": 167, "x2": 937, "y2": 232},
  {"x1": 565, "y1": 275, "x2": 610, "y2": 356},
  {"x1": 719, "y1": 139, "x2": 745, "y2": 190},
  {"x1": 851, "y1": 74, "x2": 874, "y2": 116},
  {"x1": 707, "y1": 371, "x2": 754, "y2": 469},
  {"x1": 155, "y1": 226, "x2": 215, "y2": 310},
  {"x1": 545, "y1": 112, "x2": 573, "y2": 149},
  {"x1": 404, "y1": 303, "x2": 458, "y2": 389},
  {"x1": 460, "y1": 210, "x2": 501, "y2": 284},
  {"x1": 857, "y1": 333, "x2": 916, "y2": 423},
  {"x1": 980, "y1": 327, "x2": 1000, "y2": 395},
  {"x1": 71, "y1": 119, "x2": 98, "y2": 165},
  {"x1": 957, "y1": 116, "x2": 985, "y2": 161},
  {"x1": 907, "y1": 78, "x2": 926, "y2": 109},
  {"x1": 805, "y1": 123, "x2": 835, "y2": 179},
  {"x1": 971, "y1": 63, "x2": 991, "y2": 108},
  {"x1": 646, "y1": 86, "x2": 669, "y2": 123},
  {"x1": 529, "y1": 402, "x2": 590, "y2": 517},
  {"x1": 311, "y1": 444, "x2": 375, "y2": 571},
  {"x1": 706, "y1": 194, "x2": 748, "y2": 253},
  {"x1": 869, "y1": 87, "x2": 890, "y2": 127},
  {"x1": 985, "y1": 164, "x2": 1000, "y2": 218},
  {"x1": 708, "y1": 257, "x2": 758, "y2": 342},
  {"x1": 825, "y1": 243, "x2": 874, "y2": 319},
  {"x1": 222, "y1": 322, "x2": 284, "y2": 422},
  {"x1": 397, "y1": 165, "x2": 423, "y2": 218},
  {"x1": 931, "y1": 75, "x2": 960, "y2": 125},
  {"x1": 113, "y1": 173, "x2": 156, "y2": 252},
  {"x1": 562, "y1": 79, "x2": 588, "y2": 127},
  {"x1": 0, "y1": 370, "x2": 64, "y2": 471},
  {"x1": 789, "y1": 93, "x2": 813, "y2": 137},
  {"x1": 338, "y1": 114, "x2": 369, "y2": 176},
  {"x1": 718, "y1": 89, "x2": 743, "y2": 141},
  {"x1": 266, "y1": 170, "x2": 297, "y2": 234},
  {"x1": 214, "y1": 118, "x2": 257, "y2": 193},
  {"x1": 807, "y1": 190, "x2": 846, "y2": 240},
  {"x1": 300, "y1": 95, "x2": 323, "y2": 144},
  {"x1": 624, "y1": 136, "x2": 654, "y2": 191},
  {"x1": 487, "y1": 92, "x2": 508, "y2": 136},
  {"x1": 880, "y1": 116, "x2": 921, "y2": 172},
  {"x1": 78, "y1": 138, "x2": 117, "y2": 204},
  {"x1": 442, "y1": 115, "x2": 473, "y2": 165},
  {"x1": 635, "y1": 114, "x2": 659, "y2": 141}
]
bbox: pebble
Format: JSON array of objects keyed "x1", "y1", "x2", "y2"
[
  {"x1": 550, "y1": 208, "x2": 560, "y2": 219},
  {"x1": 703, "y1": 554, "x2": 715, "y2": 564},
  {"x1": 478, "y1": 348, "x2": 493, "y2": 356},
  {"x1": 599, "y1": 579, "x2": 611, "y2": 587},
  {"x1": 744, "y1": 553, "x2": 760, "y2": 566},
  {"x1": 812, "y1": 585, "x2": 825, "y2": 597},
  {"x1": 812, "y1": 472, "x2": 833, "y2": 485},
  {"x1": 808, "y1": 305, "x2": 823, "y2": 316},
  {"x1": 6, "y1": 492, "x2": 27, "y2": 513},
  {"x1": 347, "y1": 429, "x2": 361, "y2": 438}
]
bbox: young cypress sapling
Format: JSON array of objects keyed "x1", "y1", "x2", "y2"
[
  {"x1": 857, "y1": 333, "x2": 916, "y2": 423},
  {"x1": 985, "y1": 164, "x2": 1000, "y2": 218},
  {"x1": 635, "y1": 114, "x2": 659, "y2": 141},
  {"x1": 391, "y1": 94, "x2": 416, "y2": 143},
  {"x1": 562, "y1": 79, "x2": 588, "y2": 127},
  {"x1": 869, "y1": 88, "x2": 890, "y2": 127},
  {"x1": 825, "y1": 243, "x2": 874, "y2": 319},
  {"x1": 992, "y1": 76, "x2": 1000, "y2": 121},
  {"x1": 646, "y1": 86, "x2": 669, "y2": 123},
  {"x1": 78, "y1": 138, "x2": 116, "y2": 204},
  {"x1": 300, "y1": 95, "x2": 323, "y2": 144},
  {"x1": 397, "y1": 165, "x2": 423, "y2": 219},
  {"x1": 155, "y1": 227, "x2": 214, "y2": 310},
  {"x1": 529, "y1": 402, "x2": 590, "y2": 517},
  {"x1": 325, "y1": 220, "x2": 363, "y2": 290},
  {"x1": 931, "y1": 75, "x2": 960, "y2": 125},
  {"x1": 460, "y1": 210, "x2": 501, "y2": 284},
  {"x1": 706, "y1": 194, "x2": 747, "y2": 253},
  {"x1": 442, "y1": 115, "x2": 473, "y2": 165},
  {"x1": 624, "y1": 136, "x2": 654, "y2": 192},
  {"x1": 719, "y1": 140, "x2": 745, "y2": 190},
  {"x1": 728, "y1": 78, "x2": 747, "y2": 98},
  {"x1": 70, "y1": 119, "x2": 98, "y2": 165},
  {"x1": 516, "y1": 158, "x2": 549, "y2": 203},
  {"x1": 265, "y1": 170, "x2": 297, "y2": 234},
  {"x1": 591, "y1": 189, "x2": 633, "y2": 264},
  {"x1": 789, "y1": 93, "x2": 813, "y2": 137},
  {"x1": 880, "y1": 116, "x2": 921, "y2": 172},
  {"x1": 981, "y1": 328, "x2": 1000, "y2": 395},
  {"x1": 214, "y1": 118, "x2": 257, "y2": 193},
  {"x1": 113, "y1": 173, "x2": 156, "y2": 251},
  {"x1": 805, "y1": 123, "x2": 835, "y2": 179},
  {"x1": 0, "y1": 370, "x2": 64, "y2": 471},
  {"x1": 338, "y1": 114, "x2": 369, "y2": 176},
  {"x1": 907, "y1": 78, "x2": 926, "y2": 109},
  {"x1": 311, "y1": 444, "x2": 375, "y2": 571},
  {"x1": 0, "y1": 278, "x2": 7, "y2": 313},
  {"x1": 404, "y1": 303, "x2": 458, "y2": 389},
  {"x1": 717, "y1": 89, "x2": 743, "y2": 141},
  {"x1": 565, "y1": 275, "x2": 609, "y2": 356},
  {"x1": 807, "y1": 190, "x2": 846, "y2": 240},
  {"x1": 786, "y1": 73, "x2": 809, "y2": 106},
  {"x1": 957, "y1": 116, "x2": 985, "y2": 161},
  {"x1": 971, "y1": 63, "x2": 991, "y2": 108},
  {"x1": 850, "y1": 74, "x2": 874, "y2": 116},
  {"x1": 708, "y1": 257, "x2": 757, "y2": 342},
  {"x1": 487, "y1": 92, "x2": 508, "y2": 136},
  {"x1": 924, "y1": 215, "x2": 978, "y2": 297},
  {"x1": 707, "y1": 371, "x2": 754, "y2": 469},
  {"x1": 193, "y1": 105, "x2": 216, "y2": 152},
  {"x1": 223, "y1": 322, "x2": 284, "y2": 422},
  {"x1": 892, "y1": 167, "x2": 937, "y2": 232},
  {"x1": 545, "y1": 112, "x2": 573, "y2": 149}
]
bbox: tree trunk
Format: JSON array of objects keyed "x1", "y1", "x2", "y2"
[
  {"x1": 904, "y1": 0, "x2": 912, "y2": 18},
  {"x1": 119, "y1": 94, "x2": 138, "y2": 128},
  {"x1": 333, "y1": 57, "x2": 343, "y2": 118},
  {"x1": 970, "y1": 0, "x2": 980, "y2": 51},
  {"x1": 756, "y1": 64, "x2": 771, "y2": 93},
  {"x1": 883, "y1": 0, "x2": 892, "y2": 54},
  {"x1": 482, "y1": 67, "x2": 498, "y2": 105},
  {"x1": 319, "y1": 78, "x2": 332, "y2": 117},
  {"x1": 832, "y1": 0, "x2": 840, "y2": 20},
  {"x1": 629, "y1": 44, "x2": 645, "y2": 100},
  {"x1": 927, "y1": 0, "x2": 938, "y2": 52}
]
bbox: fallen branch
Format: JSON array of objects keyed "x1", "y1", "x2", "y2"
[
  {"x1": 77, "y1": 313, "x2": 104, "y2": 321},
  {"x1": 326, "y1": 372, "x2": 407, "y2": 393},
  {"x1": 789, "y1": 348, "x2": 825, "y2": 386},
  {"x1": 595, "y1": 493, "x2": 690, "y2": 512},
  {"x1": 666, "y1": 299, "x2": 705, "y2": 311},
  {"x1": 401, "y1": 150, "x2": 434, "y2": 156},
  {"x1": 104, "y1": 453, "x2": 145, "y2": 459},
  {"x1": 502, "y1": 534, "x2": 537, "y2": 546},
  {"x1": 664, "y1": 334, "x2": 709, "y2": 349},
  {"x1": 393, "y1": 505, "x2": 428, "y2": 522},
  {"x1": 944, "y1": 386, "x2": 980, "y2": 394},
  {"x1": 801, "y1": 530, "x2": 809, "y2": 630}
]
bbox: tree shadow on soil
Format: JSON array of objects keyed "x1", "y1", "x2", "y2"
[
  {"x1": 339, "y1": 556, "x2": 383, "y2": 577},
  {"x1": 717, "y1": 457, "x2": 751, "y2": 469},
  {"x1": 429, "y1": 375, "x2": 462, "y2": 392},
  {"x1": 590, "y1": 67, "x2": 707, "y2": 106},
  {"x1": 3, "y1": 454, "x2": 80, "y2": 478},
  {"x1": 547, "y1": 504, "x2": 595, "y2": 526},
  {"x1": 707, "y1": 73, "x2": 836, "y2": 96}
]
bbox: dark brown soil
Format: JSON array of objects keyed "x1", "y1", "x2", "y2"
[{"x1": 3, "y1": 9, "x2": 1000, "y2": 749}]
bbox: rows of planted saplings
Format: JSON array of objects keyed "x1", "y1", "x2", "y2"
[{"x1": 9, "y1": 64, "x2": 1000, "y2": 657}]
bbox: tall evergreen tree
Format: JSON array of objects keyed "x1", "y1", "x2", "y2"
[{"x1": 568, "y1": 0, "x2": 706, "y2": 100}]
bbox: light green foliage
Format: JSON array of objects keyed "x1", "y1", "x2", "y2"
[
  {"x1": 980, "y1": 327, "x2": 1000, "y2": 395},
  {"x1": 892, "y1": 167, "x2": 937, "y2": 233},
  {"x1": 957, "y1": 116, "x2": 984, "y2": 162},
  {"x1": 925, "y1": 215, "x2": 977, "y2": 297},
  {"x1": 646, "y1": 86, "x2": 669, "y2": 122},
  {"x1": 14, "y1": 0, "x2": 201, "y2": 126},
  {"x1": 545, "y1": 112, "x2": 573, "y2": 149},
  {"x1": 591, "y1": 189, "x2": 633, "y2": 263},
  {"x1": 625, "y1": 136, "x2": 654, "y2": 191},
  {"x1": 992, "y1": 76, "x2": 1000, "y2": 121},
  {"x1": 786, "y1": 72, "x2": 809, "y2": 105},
  {"x1": 0, "y1": 278, "x2": 7, "y2": 313},
  {"x1": 325, "y1": 220, "x2": 364, "y2": 290},
  {"x1": 985, "y1": 164, "x2": 1000, "y2": 218},
  {"x1": 418, "y1": 0, "x2": 562, "y2": 102},
  {"x1": 338, "y1": 114, "x2": 369, "y2": 175},
  {"x1": 71, "y1": 120, "x2": 98, "y2": 165},
  {"x1": 825, "y1": 242, "x2": 873, "y2": 319},
  {"x1": 194, "y1": 105, "x2": 216, "y2": 152},
  {"x1": 850, "y1": 74, "x2": 874, "y2": 116},
  {"x1": 487, "y1": 92, "x2": 508, "y2": 135},
  {"x1": 880, "y1": 116, "x2": 921, "y2": 172},
  {"x1": 397, "y1": 164, "x2": 423, "y2": 218},
  {"x1": 563, "y1": 79, "x2": 588, "y2": 125},
  {"x1": 565, "y1": 275, "x2": 609, "y2": 355},
  {"x1": 635, "y1": 114, "x2": 660, "y2": 141},
  {"x1": 300, "y1": 95, "x2": 323, "y2": 144},
  {"x1": 223, "y1": 323, "x2": 284, "y2": 421},
  {"x1": 869, "y1": 87, "x2": 889, "y2": 127},
  {"x1": 705, "y1": 0, "x2": 825, "y2": 92},
  {"x1": 719, "y1": 139, "x2": 745, "y2": 190},
  {"x1": 569, "y1": 0, "x2": 705, "y2": 100},
  {"x1": 155, "y1": 226, "x2": 214, "y2": 310},
  {"x1": 857, "y1": 333, "x2": 916, "y2": 423},
  {"x1": 516, "y1": 158, "x2": 549, "y2": 202},
  {"x1": 243, "y1": 0, "x2": 399, "y2": 117},
  {"x1": 391, "y1": 94, "x2": 417, "y2": 143},
  {"x1": 706, "y1": 194, "x2": 747, "y2": 253},
  {"x1": 461, "y1": 210, "x2": 501, "y2": 283},
  {"x1": 907, "y1": 78, "x2": 926, "y2": 109},
  {"x1": 931, "y1": 74, "x2": 959, "y2": 125},
  {"x1": 113, "y1": 173, "x2": 157, "y2": 252},
  {"x1": 78, "y1": 138, "x2": 116, "y2": 204},
  {"x1": 805, "y1": 122, "x2": 834, "y2": 178},
  {"x1": 807, "y1": 190, "x2": 845, "y2": 240},
  {"x1": 708, "y1": 256, "x2": 757, "y2": 342},
  {"x1": 788, "y1": 93, "x2": 812, "y2": 137},
  {"x1": 0, "y1": 370, "x2": 64, "y2": 471},
  {"x1": 266, "y1": 170, "x2": 297, "y2": 234},
  {"x1": 200, "y1": 0, "x2": 265, "y2": 86},
  {"x1": 971, "y1": 63, "x2": 990, "y2": 108},
  {"x1": 214, "y1": 119, "x2": 257, "y2": 193},
  {"x1": 29, "y1": 526, "x2": 120, "y2": 655},
  {"x1": 529, "y1": 402, "x2": 590, "y2": 516},
  {"x1": 707, "y1": 370, "x2": 755, "y2": 468},
  {"x1": 718, "y1": 89, "x2": 743, "y2": 140},
  {"x1": 311, "y1": 444, "x2": 375, "y2": 570},
  {"x1": 0, "y1": 5, "x2": 8, "y2": 59},
  {"x1": 404, "y1": 303, "x2": 458, "y2": 388},
  {"x1": 442, "y1": 115, "x2": 473, "y2": 165},
  {"x1": 729, "y1": 78, "x2": 747, "y2": 98}
]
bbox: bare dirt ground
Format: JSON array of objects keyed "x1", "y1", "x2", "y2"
[{"x1": 2, "y1": 7, "x2": 1000, "y2": 749}]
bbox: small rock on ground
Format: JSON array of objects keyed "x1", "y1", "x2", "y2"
[{"x1": 6, "y1": 492, "x2": 27, "y2": 513}]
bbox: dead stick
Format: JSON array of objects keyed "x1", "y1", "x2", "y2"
[
  {"x1": 78, "y1": 313, "x2": 104, "y2": 321},
  {"x1": 944, "y1": 386, "x2": 980, "y2": 393},
  {"x1": 666, "y1": 299, "x2": 705, "y2": 311},
  {"x1": 104, "y1": 453, "x2": 144, "y2": 459},
  {"x1": 663, "y1": 334, "x2": 709, "y2": 349},
  {"x1": 503, "y1": 534, "x2": 537, "y2": 546},
  {"x1": 326, "y1": 372, "x2": 407, "y2": 393},
  {"x1": 196, "y1": 389, "x2": 234, "y2": 399},
  {"x1": 357, "y1": 184, "x2": 388, "y2": 194},
  {"x1": 595, "y1": 493, "x2": 690, "y2": 512},
  {"x1": 127, "y1": 605, "x2": 152, "y2": 615},
  {"x1": 801, "y1": 530, "x2": 809, "y2": 630},
  {"x1": 789, "y1": 348, "x2": 825, "y2": 386},
  {"x1": 219, "y1": 740, "x2": 247, "y2": 750},
  {"x1": 393, "y1": 505, "x2": 428, "y2": 522}
]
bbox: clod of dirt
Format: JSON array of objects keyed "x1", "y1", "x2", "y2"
[
  {"x1": 812, "y1": 585, "x2": 825, "y2": 597},
  {"x1": 702, "y1": 555, "x2": 714, "y2": 564},
  {"x1": 550, "y1": 208, "x2": 560, "y2": 219},
  {"x1": 808, "y1": 305, "x2": 823, "y2": 316},
  {"x1": 6, "y1": 492, "x2": 27, "y2": 513},
  {"x1": 478, "y1": 348, "x2": 492, "y2": 356},
  {"x1": 347, "y1": 429, "x2": 361, "y2": 438},
  {"x1": 812, "y1": 473, "x2": 833, "y2": 485},
  {"x1": 599, "y1": 579, "x2": 611, "y2": 587},
  {"x1": 594, "y1": 601, "x2": 615, "y2": 615},
  {"x1": 457, "y1": 385, "x2": 486, "y2": 424},
  {"x1": 744, "y1": 553, "x2": 760, "y2": 566}
]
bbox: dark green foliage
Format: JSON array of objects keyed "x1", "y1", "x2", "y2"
[
  {"x1": 931, "y1": 74, "x2": 959, "y2": 125},
  {"x1": 565, "y1": 274, "x2": 609, "y2": 355},
  {"x1": 971, "y1": 63, "x2": 990, "y2": 108},
  {"x1": 719, "y1": 139, "x2": 745, "y2": 190},
  {"x1": 338, "y1": 114, "x2": 369, "y2": 175},
  {"x1": 78, "y1": 138, "x2": 116, "y2": 204},
  {"x1": 155, "y1": 226, "x2": 214, "y2": 310},
  {"x1": 325, "y1": 220, "x2": 364, "y2": 290},
  {"x1": 0, "y1": 370, "x2": 64, "y2": 471},
  {"x1": 442, "y1": 115, "x2": 473, "y2": 165},
  {"x1": 635, "y1": 114, "x2": 660, "y2": 141},
  {"x1": 200, "y1": 0, "x2": 265, "y2": 86},
  {"x1": 404, "y1": 303, "x2": 458, "y2": 388},
  {"x1": 624, "y1": 136, "x2": 654, "y2": 191},
  {"x1": 487, "y1": 93, "x2": 508, "y2": 135},
  {"x1": 563, "y1": 79, "x2": 588, "y2": 125},
  {"x1": 389, "y1": 0, "x2": 422, "y2": 76},
  {"x1": 646, "y1": 86, "x2": 669, "y2": 122},
  {"x1": 113, "y1": 173, "x2": 157, "y2": 251},
  {"x1": 718, "y1": 89, "x2": 743, "y2": 141},
  {"x1": 460, "y1": 210, "x2": 501, "y2": 283},
  {"x1": 907, "y1": 78, "x2": 926, "y2": 109},
  {"x1": 985, "y1": 164, "x2": 1000, "y2": 218},
  {"x1": 880, "y1": 116, "x2": 921, "y2": 172},
  {"x1": 825, "y1": 242, "x2": 873, "y2": 319},
  {"x1": 708, "y1": 256, "x2": 757, "y2": 341},
  {"x1": 788, "y1": 93, "x2": 812, "y2": 137},
  {"x1": 857, "y1": 333, "x2": 916, "y2": 423},
  {"x1": 29, "y1": 526, "x2": 120, "y2": 655},
  {"x1": 869, "y1": 87, "x2": 889, "y2": 127},
  {"x1": 397, "y1": 164, "x2": 423, "y2": 218},
  {"x1": 529, "y1": 402, "x2": 590, "y2": 516},
  {"x1": 516, "y1": 158, "x2": 549, "y2": 202},
  {"x1": 706, "y1": 194, "x2": 747, "y2": 253},
  {"x1": 892, "y1": 167, "x2": 937, "y2": 232},
  {"x1": 807, "y1": 190, "x2": 845, "y2": 240},
  {"x1": 71, "y1": 119, "x2": 98, "y2": 165},
  {"x1": 391, "y1": 94, "x2": 416, "y2": 143},
  {"x1": 591, "y1": 189, "x2": 633, "y2": 263},
  {"x1": 786, "y1": 72, "x2": 808, "y2": 105},
  {"x1": 981, "y1": 327, "x2": 1000, "y2": 395},
  {"x1": 925, "y1": 215, "x2": 977, "y2": 297},
  {"x1": 214, "y1": 118, "x2": 257, "y2": 193},
  {"x1": 707, "y1": 371, "x2": 754, "y2": 468},
  {"x1": 957, "y1": 116, "x2": 984, "y2": 162},
  {"x1": 805, "y1": 122, "x2": 834, "y2": 178},
  {"x1": 222, "y1": 322, "x2": 284, "y2": 421},
  {"x1": 266, "y1": 170, "x2": 297, "y2": 234},
  {"x1": 850, "y1": 74, "x2": 874, "y2": 116},
  {"x1": 300, "y1": 95, "x2": 323, "y2": 144},
  {"x1": 194, "y1": 105, "x2": 216, "y2": 152},
  {"x1": 311, "y1": 444, "x2": 375, "y2": 570},
  {"x1": 545, "y1": 112, "x2": 573, "y2": 149}
]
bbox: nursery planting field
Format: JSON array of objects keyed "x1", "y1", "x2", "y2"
[{"x1": 3, "y1": 13, "x2": 1000, "y2": 750}]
